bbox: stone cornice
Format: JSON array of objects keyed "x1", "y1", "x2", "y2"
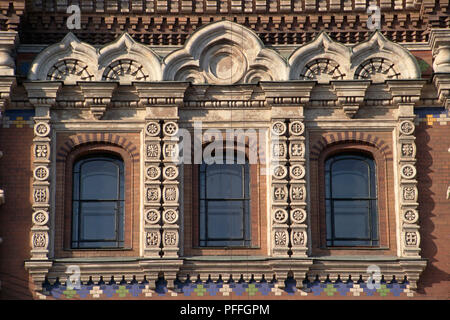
[
  {"x1": 432, "y1": 73, "x2": 450, "y2": 109},
  {"x1": 386, "y1": 80, "x2": 427, "y2": 105},
  {"x1": 260, "y1": 81, "x2": 316, "y2": 106},
  {"x1": 134, "y1": 82, "x2": 189, "y2": 107},
  {"x1": 23, "y1": 81, "x2": 62, "y2": 108},
  {"x1": 0, "y1": 76, "x2": 16, "y2": 113},
  {"x1": 78, "y1": 81, "x2": 118, "y2": 119}
]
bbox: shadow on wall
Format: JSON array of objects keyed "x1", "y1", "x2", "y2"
[{"x1": 415, "y1": 125, "x2": 449, "y2": 295}]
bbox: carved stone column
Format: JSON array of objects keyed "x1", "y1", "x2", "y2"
[
  {"x1": 287, "y1": 118, "x2": 308, "y2": 257},
  {"x1": 388, "y1": 80, "x2": 425, "y2": 258},
  {"x1": 143, "y1": 119, "x2": 163, "y2": 258},
  {"x1": 161, "y1": 120, "x2": 180, "y2": 258},
  {"x1": 270, "y1": 119, "x2": 289, "y2": 257},
  {"x1": 430, "y1": 29, "x2": 450, "y2": 109},
  {"x1": 24, "y1": 81, "x2": 61, "y2": 293},
  {"x1": 135, "y1": 83, "x2": 187, "y2": 261},
  {"x1": 261, "y1": 82, "x2": 314, "y2": 258}
]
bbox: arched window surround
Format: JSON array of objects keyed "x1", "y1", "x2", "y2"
[
  {"x1": 310, "y1": 142, "x2": 396, "y2": 256},
  {"x1": 183, "y1": 138, "x2": 267, "y2": 256},
  {"x1": 55, "y1": 143, "x2": 139, "y2": 258}
]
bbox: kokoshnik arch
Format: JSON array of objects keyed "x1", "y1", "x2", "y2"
[{"x1": 0, "y1": 9, "x2": 449, "y2": 299}]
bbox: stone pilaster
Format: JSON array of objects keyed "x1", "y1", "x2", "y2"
[
  {"x1": 143, "y1": 119, "x2": 163, "y2": 258},
  {"x1": 270, "y1": 119, "x2": 289, "y2": 257},
  {"x1": 24, "y1": 81, "x2": 61, "y2": 261},
  {"x1": 0, "y1": 77, "x2": 16, "y2": 207},
  {"x1": 261, "y1": 81, "x2": 314, "y2": 258},
  {"x1": 287, "y1": 118, "x2": 308, "y2": 257},
  {"x1": 24, "y1": 81, "x2": 61, "y2": 293},
  {"x1": 161, "y1": 120, "x2": 180, "y2": 258},
  {"x1": 388, "y1": 80, "x2": 425, "y2": 258},
  {"x1": 135, "y1": 82, "x2": 188, "y2": 260}
]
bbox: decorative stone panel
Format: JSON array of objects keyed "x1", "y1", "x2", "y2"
[
  {"x1": 388, "y1": 80, "x2": 425, "y2": 258},
  {"x1": 143, "y1": 119, "x2": 162, "y2": 258}
]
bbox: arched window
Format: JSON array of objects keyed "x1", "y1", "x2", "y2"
[
  {"x1": 325, "y1": 153, "x2": 378, "y2": 246},
  {"x1": 71, "y1": 154, "x2": 125, "y2": 248},
  {"x1": 199, "y1": 152, "x2": 250, "y2": 247}
]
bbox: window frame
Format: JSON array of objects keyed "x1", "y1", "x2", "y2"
[
  {"x1": 324, "y1": 152, "x2": 379, "y2": 247},
  {"x1": 198, "y1": 151, "x2": 251, "y2": 247},
  {"x1": 58, "y1": 143, "x2": 137, "y2": 256},
  {"x1": 71, "y1": 154, "x2": 125, "y2": 249},
  {"x1": 309, "y1": 141, "x2": 395, "y2": 256}
]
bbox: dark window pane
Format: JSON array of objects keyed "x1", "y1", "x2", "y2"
[
  {"x1": 72, "y1": 201, "x2": 79, "y2": 242},
  {"x1": 325, "y1": 199, "x2": 332, "y2": 240},
  {"x1": 206, "y1": 201, "x2": 244, "y2": 240},
  {"x1": 198, "y1": 154, "x2": 250, "y2": 247},
  {"x1": 72, "y1": 154, "x2": 124, "y2": 249},
  {"x1": 80, "y1": 160, "x2": 120, "y2": 200},
  {"x1": 206, "y1": 164, "x2": 243, "y2": 199},
  {"x1": 331, "y1": 159, "x2": 370, "y2": 198},
  {"x1": 79, "y1": 201, "x2": 120, "y2": 241},
  {"x1": 333, "y1": 200, "x2": 370, "y2": 239},
  {"x1": 72, "y1": 172, "x2": 80, "y2": 200},
  {"x1": 324, "y1": 153, "x2": 378, "y2": 247}
]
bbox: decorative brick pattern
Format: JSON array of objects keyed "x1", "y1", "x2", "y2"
[
  {"x1": 56, "y1": 133, "x2": 139, "y2": 162},
  {"x1": 309, "y1": 131, "x2": 393, "y2": 161},
  {"x1": 40, "y1": 274, "x2": 414, "y2": 299}
]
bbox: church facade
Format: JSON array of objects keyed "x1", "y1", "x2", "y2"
[{"x1": 0, "y1": 0, "x2": 448, "y2": 299}]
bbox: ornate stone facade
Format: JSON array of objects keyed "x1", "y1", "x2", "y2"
[{"x1": 0, "y1": 4, "x2": 448, "y2": 300}]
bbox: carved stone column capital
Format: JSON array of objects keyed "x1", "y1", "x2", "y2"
[
  {"x1": 0, "y1": 31, "x2": 18, "y2": 76},
  {"x1": 386, "y1": 80, "x2": 426, "y2": 110},
  {"x1": 23, "y1": 81, "x2": 62, "y2": 112},
  {"x1": 0, "y1": 76, "x2": 16, "y2": 115},
  {"x1": 432, "y1": 73, "x2": 450, "y2": 109},
  {"x1": 430, "y1": 28, "x2": 450, "y2": 73}
]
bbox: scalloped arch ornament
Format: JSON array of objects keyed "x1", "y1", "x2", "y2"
[
  {"x1": 28, "y1": 33, "x2": 162, "y2": 84},
  {"x1": 289, "y1": 32, "x2": 351, "y2": 83},
  {"x1": 162, "y1": 20, "x2": 288, "y2": 84},
  {"x1": 28, "y1": 27, "x2": 421, "y2": 85}
]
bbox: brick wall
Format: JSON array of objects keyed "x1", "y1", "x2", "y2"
[
  {"x1": 414, "y1": 123, "x2": 450, "y2": 299},
  {"x1": 0, "y1": 124, "x2": 448, "y2": 299},
  {"x1": 0, "y1": 127, "x2": 34, "y2": 299}
]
